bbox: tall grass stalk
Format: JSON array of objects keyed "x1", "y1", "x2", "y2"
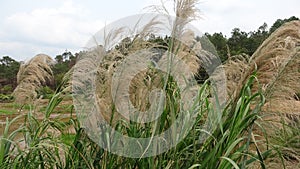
[
  {"x1": 0, "y1": 76, "x2": 71, "y2": 169},
  {"x1": 65, "y1": 74, "x2": 269, "y2": 169},
  {"x1": 1, "y1": 74, "x2": 271, "y2": 169}
]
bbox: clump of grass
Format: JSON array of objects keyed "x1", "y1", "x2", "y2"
[
  {"x1": 221, "y1": 20, "x2": 300, "y2": 168},
  {"x1": 0, "y1": 115, "x2": 24, "y2": 168},
  {"x1": 74, "y1": 76, "x2": 270, "y2": 168},
  {"x1": 219, "y1": 53, "x2": 251, "y2": 98},
  {"x1": 268, "y1": 119, "x2": 300, "y2": 168},
  {"x1": 1, "y1": 70, "x2": 270, "y2": 169},
  {"x1": 13, "y1": 54, "x2": 55, "y2": 104},
  {"x1": 234, "y1": 21, "x2": 300, "y2": 119},
  {"x1": 0, "y1": 77, "x2": 73, "y2": 168}
]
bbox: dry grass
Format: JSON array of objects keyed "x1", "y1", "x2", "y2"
[
  {"x1": 223, "y1": 20, "x2": 300, "y2": 125},
  {"x1": 13, "y1": 54, "x2": 55, "y2": 104},
  {"x1": 222, "y1": 20, "x2": 300, "y2": 168},
  {"x1": 71, "y1": 0, "x2": 206, "y2": 125},
  {"x1": 244, "y1": 21, "x2": 300, "y2": 127},
  {"x1": 219, "y1": 53, "x2": 251, "y2": 98}
]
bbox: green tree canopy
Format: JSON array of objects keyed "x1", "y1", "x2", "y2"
[
  {"x1": 0, "y1": 56, "x2": 20, "y2": 90},
  {"x1": 269, "y1": 16, "x2": 299, "y2": 34},
  {"x1": 204, "y1": 32, "x2": 228, "y2": 62}
]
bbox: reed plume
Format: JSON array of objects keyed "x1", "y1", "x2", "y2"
[{"x1": 13, "y1": 54, "x2": 55, "y2": 104}]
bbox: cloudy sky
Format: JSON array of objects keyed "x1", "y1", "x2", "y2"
[{"x1": 0, "y1": 0, "x2": 299, "y2": 61}]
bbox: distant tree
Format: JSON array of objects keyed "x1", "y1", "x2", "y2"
[
  {"x1": 62, "y1": 50, "x2": 73, "y2": 61},
  {"x1": 115, "y1": 37, "x2": 132, "y2": 55},
  {"x1": 0, "y1": 56, "x2": 20, "y2": 90},
  {"x1": 69, "y1": 53, "x2": 77, "y2": 68},
  {"x1": 205, "y1": 32, "x2": 228, "y2": 62},
  {"x1": 55, "y1": 55, "x2": 63, "y2": 64},
  {"x1": 227, "y1": 28, "x2": 249, "y2": 56},
  {"x1": 147, "y1": 34, "x2": 167, "y2": 46},
  {"x1": 247, "y1": 23, "x2": 269, "y2": 55},
  {"x1": 52, "y1": 50, "x2": 77, "y2": 89},
  {"x1": 269, "y1": 16, "x2": 299, "y2": 34},
  {"x1": 37, "y1": 50, "x2": 78, "y2": 90},
  {"x1": 259, "y1": 22, "x2": 268, "y2": 32}
]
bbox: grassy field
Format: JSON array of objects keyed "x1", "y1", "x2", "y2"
[{"x1": 0, "y1": 75, "x2": 294, "y2": 169}]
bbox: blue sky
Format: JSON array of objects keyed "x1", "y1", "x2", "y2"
[{"x1": 0, "y1": 0, "x2": 299, "y2": 61}]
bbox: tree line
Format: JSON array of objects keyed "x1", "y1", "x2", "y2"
[
  {"x1": 0, "y1": 16, "x2": 298, "y2": 96},
  {"x1": 205, "y1": 16, "x2": 299, "y2": 62}
]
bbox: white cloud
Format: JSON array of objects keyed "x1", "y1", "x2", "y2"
[
  {"x1": 1, "y1": 0, "x2": 299, "y2": 60},
  {"x1": 0, "y1": 40, "x2": 83, "y2": 61},
  {"x1": 193, "y1": 0, "x2": 300, "y2": 36},
  {"x1": 2, "y1": 0, "x2": 104, "y2": 59}
]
